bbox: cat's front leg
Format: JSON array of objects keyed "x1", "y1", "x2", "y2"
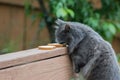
[
  {"x1": 72, "y1": 59, "x2": 84, "y2": 80},
  {"x1": 71, "y1": 55, "x2": 86, "y2": 80}
]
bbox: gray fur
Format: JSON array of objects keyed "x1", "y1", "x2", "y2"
[{"x1": 55, "y1": 19, "x2": 120, "y2": 80}]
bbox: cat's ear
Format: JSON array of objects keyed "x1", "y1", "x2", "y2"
[
  {"x1": 65, "y1": 24, "x2": 70, "y2": 32},
  {"x1": 55, "y1": 19, "x2": 64, "y2": 26}
]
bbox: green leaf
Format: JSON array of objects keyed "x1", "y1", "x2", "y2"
[
  {"x1": 67, "y1": 0, "x2": 75, "y2": 6},
  {"x1": 85, "y1": 17, "x2": 99, "y2": 29},
  {"x1": 105, "y1": 31, "x2": 113, "y2": 42},
  {"x1": 108, "y1": 23, "x2": 116, "y2": 35},
  {"x1": 102, "y1": 22, "x2": 109, "y2": 30},
  {"x1": 66, "y1": 9, "x2": 75, "y2": 18},
  {"x1": 56, "y1": 8, "x2": 67, "y2": 18},
  {"x1": 115, "y1": 22, "x2": 120, "y2": 32},
  {"x1": 24, "y1": 0, "x2": 31, "y2": 16}
]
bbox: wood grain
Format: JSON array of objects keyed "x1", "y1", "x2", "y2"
[
  {"x1": 0, "y1": 47, "x2": 67, "y2": 69},
  {"x1": 0, "y1": 55, "x2": 72, "y2": 80},
  {"x1": 0, "y1": 0, "x2": 39, "y2": 8}
]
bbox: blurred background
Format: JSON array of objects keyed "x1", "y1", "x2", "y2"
[{"x1": 0, "y1": 0, "x2": 120, "y2": 57}]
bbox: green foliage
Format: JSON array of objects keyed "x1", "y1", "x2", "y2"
[
  {"x1": 24, "y1": 0, "x2": 32, "y2": 16},
  {"x1": 50, "y1": 0, "x2": 120, "y2": 42},
  {"x1": 24, "y1": 0, "x2": 120, "y2": 42},
  {"x1": 117, "y1": 54, "x2": 120, "y2": 62},
  {"x1": 0, "y1": 41, "x2": 18, "y2": 54},
  {"x1": 50, "y1": 0, "x2": 75, "y2": 20}
]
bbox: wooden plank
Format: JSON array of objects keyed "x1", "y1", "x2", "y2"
[
  {"x1": 0, "y1": 5, "x2": 12, "y2": 49},
  {"x1": 0, "y1": 55, "x2": 72, "y2": 80},
  {"x1": 0, "y1": 47, "x2": 67, "y2": 69},
  {"x1": 0, "y1": 0, "x2": 39, "y2": 8}
]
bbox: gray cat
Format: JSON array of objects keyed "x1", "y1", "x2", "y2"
[{"x1": 55, "y1": 19, "x2": 120, "y2": 80}]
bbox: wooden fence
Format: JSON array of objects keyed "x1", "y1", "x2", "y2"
[
  {"x1": 0, "y1": 0, "x2": 50, "y2": 52},
  {"x1": 0, "y1": 47, "x2": 72, "y2": 80}
]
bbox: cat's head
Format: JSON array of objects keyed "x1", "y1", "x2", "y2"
[
  {"x1": 55, "y1": 19, "x2": 72, "y2": 45},
  {"x1": 55, "y1": 19, "x2": 86, "y2": 53}
]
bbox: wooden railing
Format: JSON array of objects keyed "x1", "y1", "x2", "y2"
[{"x1": 0, "y1": 47, "x2": 72, "y2": 80}]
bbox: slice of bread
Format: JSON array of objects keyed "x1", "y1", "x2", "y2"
[
  {"x1": 48, "y1": 43, "x2": 63, "y2": 47},
  {"x1": 38, "y1": 45, "x2": 56, "y2": 50}
]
